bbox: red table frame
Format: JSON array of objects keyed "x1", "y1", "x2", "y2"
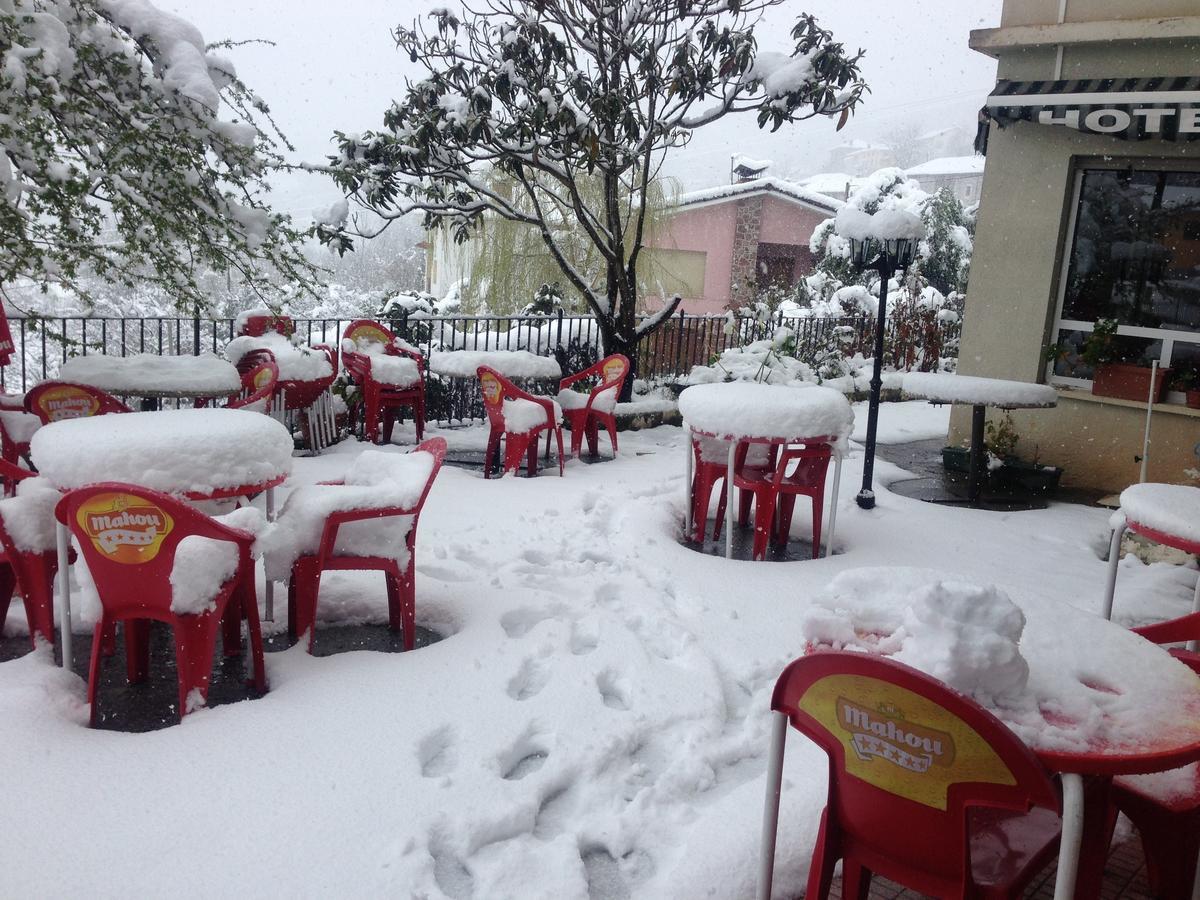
[{"x1": 684, "y1": 427, "x2": 843, "y2": 560}]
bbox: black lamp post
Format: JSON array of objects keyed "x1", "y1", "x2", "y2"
[{"x1": 847, "y1": 235, "x2": 918, "y2": 510}]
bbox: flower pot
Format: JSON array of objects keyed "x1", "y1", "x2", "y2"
[
  {"x1": 941, "y1": 445, "x2": 970, "y2": 473},
  {"x1": 941, "y1": 447, "x2": 1062, "y2": 496},
  {"x1": 1187, "y1": 390, "x2": 1200, "y2": 410},
  {"x1": 1091, "y1": 363, "x2": 1171, "y2": 403}
]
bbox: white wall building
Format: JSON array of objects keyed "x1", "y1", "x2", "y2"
[{"x1": 904, "y1": 155, "x2": 986, "y2": 205}]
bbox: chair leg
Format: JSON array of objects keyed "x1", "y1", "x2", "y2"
[
  {"x1": 566, "y1": 411, "x2": 585, "y2": 457},
  {"x1": 385, "y1": 564, "x2": 415, "y2": 652},
  {"x1": 238, "y1": 577, "x2": 267, "y2": 694},
  {"x1": 738, "y1": 487, "x2": 753, "y2": 527},
  {"x1": 555, "y1": 427, "x2": 565, "y2": 476},
  {"x1": 585, "y1": 417, "x2": 599, "y2": 457},
  {"x1": 810, "y1": 493, "x2": 824, "y2": 561},
  {"x1": 526, "y1": 435, "x2": 540, "y2": 477},
  {"x1": 364, "y1": 385, "x2": 381, "y2": 444},
  {"x1": 775, "y1": 495, "x2": 797, "y2": 548},
  {"x1": 694, "y1": 471, "x2": 722, "y2": 543},
  {"x1": 804, "y1": 809, "x2": 839, "y2": 900},
  {"x1": 414, "y1": 397, "x2": 425, "y2": 442},
  {"x1": 382, "y1": 408, "x2": 396, "y2": 445},
  {"x1": 19, "y1": 554, "x2": 58, "y2": 648},
  {"x1": 288, "y1": 556, "x2": 322, "y2": 650},
  {"x1": 504, "y1": 433, "x2": 532, "y2": 477},
  {"x1": 220, "y1": 593, "x2": 243, "y2": 657},
  {"x1": 0, "y1": 561, "x2": 14, "y2": 640},
  {"x1": 173, "y1": 616, "x2": 218, "y2": 718},
  {"x1": 1121, "y1": 797, "x2": 1200, "y2": 898},
  {"x1": 752, "y1": 491, "x2": 777, "y2": 561},
  {"x1": 124, "y1": 618, "x2": 151, "y2": 684},
  {"x1": 605, "y1": 416, "x2": 618, "y2": 456},
  {"x1": 839, "y1": 860, "x2": 871, "y2": 900},
  {"x1": 87, "y1": 617, "x2": 108, "y2": 727},
  {"x1": 484, "y1": 428, "x2": 502, "y2": 479}
]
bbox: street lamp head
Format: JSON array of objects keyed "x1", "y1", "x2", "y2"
[{"x1": 847, "y1": 236, "x2": 919, "y2": 273}]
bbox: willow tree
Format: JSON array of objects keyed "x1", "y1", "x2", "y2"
[
  {"x1": 460, "y1": 169, "x2": 679, "y2": 315},
  {"x1": 319, "y1": 0, "x2": 866, "y2": 381}
]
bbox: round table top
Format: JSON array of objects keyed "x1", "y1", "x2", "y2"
[
  {"x1": 901, "y1": 372, "x2": 1058, "y2": 410},
  {"x1": 1117, "y1": 482, "x2": 1200, "y2": 555},
  {"x1": 58, "y1": 353, "x2": 242, "y2": 399},
  {"x1": 30, "y1": 408, "x2": 293, "y2": 499},
  {"x1": 804, "y1": 567, "x2": 1200, "y2": 777},
  {"x1": 678, "y1": 381, "x2": 854, "y2": 445},
  {"x1": 428, "y1": 349, "x2": 562, "y2": 380}
]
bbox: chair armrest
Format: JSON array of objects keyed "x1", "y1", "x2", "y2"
[{"x1": 1132, "y1": 612, "x2": 1200, "y2": 646}]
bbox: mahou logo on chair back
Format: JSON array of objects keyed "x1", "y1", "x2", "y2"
[
  {"x1": 602, "y1": 357, "x2": 626, "y2": 382},
  {"x1": 349, "y1": 324, "x2": 391, "y2": 348},
  {"x1": 480, "y1": 372, "x2": 502, "y2": 406},
  {"x1": 39, "y1": 385, "x2": 100, "y2": 421},
  {"x1": 838, "y1": 697, "x2": 956, "y2": 773},
  {"x1": 76, "y1": 492, "x2": 174, "y2": 563}
]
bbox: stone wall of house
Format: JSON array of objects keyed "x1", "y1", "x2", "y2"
[{"x1": 729, "y1": 196, "x2": 763, "y2": 307}]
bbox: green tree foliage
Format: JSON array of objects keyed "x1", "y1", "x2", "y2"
[
  {"x1": 0, "y1": 0, "x2": 317, "y2": 311},
  {"x1": 320, "y1": 0, "x2": 866, "y2": 382}
]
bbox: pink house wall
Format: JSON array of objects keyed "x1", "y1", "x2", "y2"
[{"x1": 644, "y1": 192, "x2": 831, "y2": 315}]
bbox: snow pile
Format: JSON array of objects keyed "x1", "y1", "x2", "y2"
[
  {"x1": 369, "y1": 355, "x2": 421, "y2": 388},
  {"x1": 902, "y1": 373, "x2": 1057, "y2": 409},
  {"x1": 263, "y1": 449, "x2": 435, "y2": 581},
  {"x1": 30, "y1": 408, "x2": 293, "y2": 496},
  {"x1": 503, "y1": 398, "x2": 562, "y2": 433},
  {"x1": 0, "y1": 410, "x2": 41, "y2": 444},
  {"x1": 0, "y1": 476, "x2": 62, "y2": 552},
  {"x1": 743, "y1": 51, "x2": 814, "y2": 99},
  {"x1": 686, "y1": 330, "x2": 812, "y2": 387},
  {"x1": 225, "y1": 334, "x2": 333, "y2": 382},
  {"x1": 556, "y1": 386, "x2": 616, "y2": 413},
  {"x1": 170, "y1": 506, "x2": 266, "y2": 615},
  {"x1": 802, "y1": 567, "x2": 1200, "y2": 754},
  {"x1": 679, "y1": 382, "x2": 854, "y2": 446},
  {"x1": 1119, "y1": 483, "x2": 1200, "y2": 546},
  {"x1": 430, "y1": 349, "x2": 562, "y2": 380},
  {"x1": 58, "y1": 353, "x2": 241, "y2": 395},
  {"x1": 835, "y1": 206, "x2": 926, "y2": 242}
]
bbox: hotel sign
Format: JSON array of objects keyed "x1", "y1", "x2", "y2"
[{"x1": 985, "y1": 77, "x2": 1200, "y2": 142}]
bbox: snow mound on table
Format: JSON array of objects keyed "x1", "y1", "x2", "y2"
[
  {"x1": 30, "y1": 408, "x2": 293, "y2": 496},
  {"x1": 58, "y1": 353, "x2": 241, "y2": 394},
  {"x1": 678, "y1": 382, "x2": 854, "y2": 447},
  {"x1": 1119, "y1": 483, "x2": 1200, "y2": 547},
  {"x1": 503, "y1": 398, "x2": 561, "y2": 433},
  {"x1": 803, "y1": 567, "x2": 1200, "y2": 755},
  {"x1": 0, "y1": 476, "x2": 62, "y2": 553},
  {"x1": 170, "y1": 507, "x2": 266, "y2": 615},
  {"x1": 430, "y1": 349, "x2": 562, "y2": 380},
  {"x1": 262, "y1": 449, "x2": 434, "y2": 581},
  {"x1": 0, "y1": 410, "x2": 40, "y2": 444},
  {"x1": 806, "y1": 571, "x2": 1029, "y2": 701},
  {"x1": 224, "y1": 334, "x2": 333, "y2": 382},
  {"x1": 902, "y1": 372, "x2": 1057, "y2": 409}
]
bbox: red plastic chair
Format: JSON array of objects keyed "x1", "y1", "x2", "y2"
[
  {"x1": 714, "y1": 441, "x2": 833, "y2": 560},
  {"x1": 760, "y1": 651, "x2": 1061, "y2": 900},
  {"x1": 237, "y1": 312, "x2": 294, "y2": 338},
  {"x1": 226, "y1": 360, "x2": 279, "y2": 414},
  {"x1": 55, "y1": 483, "x2": 267, "y2": 725},
  {"x1": 0, "y1": 460, "x2": 61, "y2": 647},
  {"x1": 24, "y1": 381, "x2": 131, "y2": 425},
  {"x1": 1099, "y1": 613, "x2": 1200, "y2": 899},
  {"x1": 286, "y1": 437, "x2": 447, "y2": 651},
  {"x1": 556, "y1": 354, "x2": 629, "y2": 458},
  {"x1": 479, "y1": 366, "x2": 564, "y2": 478},
  {"x1": 341, "y1": 320, "x2": 425, "y2": 445},
  {"x1": 0, "y1": 411, "x2": 37, "y2": 491}
]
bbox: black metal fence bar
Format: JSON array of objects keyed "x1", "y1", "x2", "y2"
[{"x1": 0, "y1": 311, "x2": 955, "y2": 423}]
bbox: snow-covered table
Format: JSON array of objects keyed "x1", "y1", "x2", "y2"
[
  {"x1": 901, "y1": 373, "x2": 1057, "y2": 505},
  {"x1": 429, "y1": 349, "x2": 562, "y2": 380},
  {"x1": 30, "y1": 408, "x2": 294, "y2": 668},
  {"x1": 58, "y1": 353, "x2": 242, "y2": 407},
  {"x1": 761, "y1": 568, "x2": 1200, "y2": 900},
  {"x1": 678, "y1": 382, "x2": 854, "y2": 559}
]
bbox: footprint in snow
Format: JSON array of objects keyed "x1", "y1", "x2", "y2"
[
  {"x1": 417, "y1": 725, "x2": 457, "y2": 778},
  {"x1": 498, "y1": 727, "x2": 551, "y2": 781},
  {"x1": 507, "y1": 657, "x2": 552, "y2": 701},
  {"x1": 596, "y1": 669, "x2": 630, "y2": 711}
]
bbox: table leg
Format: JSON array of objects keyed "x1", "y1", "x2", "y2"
[
  {"x1": 264, "y1": 486, "x2": 276, "y2": 622},
  {"x1": 726, "y1": 442, "x2": 736, "y2": 560},
  {"x1": 684, "y1": 428, "x2": 693, "y2": 540},
  {"x1": 756, "y1": 711, "x2": 788, "y2": 900},
  {"x1": 824, "y1": 453, "x2": 843, "y2": 559},
  {"x1": 1102, "y1": 519, "x2": 1126, "y2": 621},
  {"x1": 1053, "y1": 773, "x2": 1085, "y2": 900},
  {"x1": 966, "y1": 404, "x2": 987, "y2": 505},
  {"x1": 55, "y1": 521, "x2": 71, "y2": 669}
]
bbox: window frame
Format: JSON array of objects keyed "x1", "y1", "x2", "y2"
[{"x1": 1047, "y1": 159, "x2": 1200, "y2": 389}]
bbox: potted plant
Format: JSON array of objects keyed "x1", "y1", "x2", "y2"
[
  {"x1": 1081, "y1": 318, "x2": 1170, "y2": 402},
  {"x1": 1169, "y1": 364, "x2": 1200, "y2": 409},
  {"x1": 941, "y1": 412, "x2": 1063, "y2": 495}
]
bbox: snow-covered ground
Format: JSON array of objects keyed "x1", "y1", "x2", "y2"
[{"x1": 2, "y1": 401, "x2": 1196, "y2": 898}]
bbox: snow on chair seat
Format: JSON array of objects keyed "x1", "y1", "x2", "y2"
[
  {"x1": 503, "y1": 397, "x2": 562, "y2": 433},
  {"x1": 1102, "y1": 482, "x2": 1200, "y2": 623},
  {"x1": 367, "y1": 354, "x2": 421, "y2": 389},
  {"x1": 267, "y1": 438, "x2": 447, "y2": 652},
  {"x1": 225, "y1": 332, "x2": 333, "y2": 382}
]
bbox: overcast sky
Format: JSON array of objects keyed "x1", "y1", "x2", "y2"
[{"x1": 163, "y1": 0, "x2": 1003, "y2": 219}]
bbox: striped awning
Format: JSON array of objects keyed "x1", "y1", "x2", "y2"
[{"x1": 984, "y1": 77, "x2": 1200, "y2": 142}]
